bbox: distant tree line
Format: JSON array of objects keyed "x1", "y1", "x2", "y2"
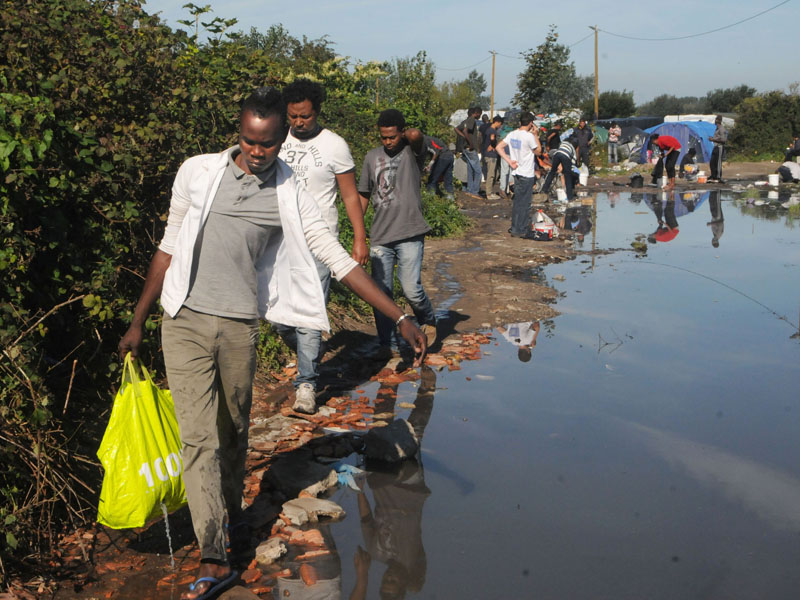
[{"x1": 512, "y1": 25, "x2": 799, "y2": 158}]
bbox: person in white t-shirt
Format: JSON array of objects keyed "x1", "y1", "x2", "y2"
[
  {"x1": 496, "y1": 112, "x2": 541, "y2": 239},
  {"x1": 497, "y1": 321, "x2": 540, "y2": 362},
  {"x1": 277, "y1": 79, "x2": 369, "y2": 414}
]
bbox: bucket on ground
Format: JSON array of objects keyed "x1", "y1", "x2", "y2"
[
  {"x1": 579, "y1": 173, "x2": 588, "y2": 186},
  {"x1": 556, "y1": 188, "x2": 567, "y2": 201},
  {"x1": 768, "y1": 173, "x2": 780, "y2": 186}
]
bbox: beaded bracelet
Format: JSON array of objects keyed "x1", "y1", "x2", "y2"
[{"x1": 395, "y1": 313, "x2": 411, "y2": 328}]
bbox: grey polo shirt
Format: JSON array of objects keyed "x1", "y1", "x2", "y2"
[{"x1": 184, "y1": 148, "x2": 281, "y2": 319}]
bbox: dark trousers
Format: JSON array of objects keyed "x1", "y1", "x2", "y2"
[
  {"x1": 541, "y1": 153, "x2": 575, "y2": 200},
  {"x1": 578, "y1": 146, "x2": 590, "y2": 169},
  {"x1": 510, "y1": 174, "x2": 536, "y2": 236},
  {"x1": 652, "y1": 151, "x2": 679, "y2": 180},
  {"x1": 778, "y1": 165, "x2": 798, "y2": 183},
  {"x1": 427, "y1": 154, "x2": 454, "y2": 194},
  {"x1": 710, "y1": 146, "x2": 723, "y2": 180}
]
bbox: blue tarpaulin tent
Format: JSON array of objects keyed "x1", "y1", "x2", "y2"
[{"x1": 640, "y1": 121, "x2": 716, "y2": 164}]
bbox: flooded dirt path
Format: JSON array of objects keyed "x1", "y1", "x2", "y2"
[{"x1": 44, "y1": 166, "x2": 800, "y2": 599}]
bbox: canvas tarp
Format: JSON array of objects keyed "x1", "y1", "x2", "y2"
[{"x1": 641, "y1": 121, "x2": 717, "y2": 164}]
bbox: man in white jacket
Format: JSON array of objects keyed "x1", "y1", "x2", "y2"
[{"x1": 118, "y1": 87, "x2": 426, "y2": 600}]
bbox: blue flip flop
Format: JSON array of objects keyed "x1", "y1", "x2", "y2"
[{"x1": 186, "y1": 570, "x2": 239, "y2": 600}]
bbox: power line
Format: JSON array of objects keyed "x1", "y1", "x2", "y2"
[
  {"x1": 569, "y1": 31, "x2": 594, "y2": 48},
  {"x1": 437, "y1": 56, "x2": 492, "y2": 71},
  {"x1": 600, "y1": 0, "x2": 792, "y2": 41},
  {"x1": 495, "y1": 51, "x2": 523, "y2": 60}
]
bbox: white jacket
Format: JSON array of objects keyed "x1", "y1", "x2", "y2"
[{"x1": 159, "y1": 148, "x2": 357, "y2": 331}]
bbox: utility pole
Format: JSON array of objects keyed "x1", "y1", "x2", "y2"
[
  {"x1": 592, "y1": 25, "x2": 599, "y2": 121},
  {"x1": 489, "y1": 50, "x2": 496, "y2": 118}
]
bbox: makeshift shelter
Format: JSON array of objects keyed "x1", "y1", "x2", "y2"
[
  {"x1": 617, "y1": 127, "x2": 649, "y2": 162},
  {"x1": 640, "y1": 121, "x2": 716, "y2": 164}
]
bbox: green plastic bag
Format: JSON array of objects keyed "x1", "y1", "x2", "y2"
[{"x1": 97, "y1": 354, "x2": 186, "y2": 528}]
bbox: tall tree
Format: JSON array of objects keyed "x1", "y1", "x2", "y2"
[
  {"x1": 378, "y1": 51, "x2": 447, "y2": 137},
  {"x1": 465, "y1": 69, "x2": 490, "y2": 108},
  {"x1": 514, "y1": 25, "x2": 592, "y2": 114},
  {"x1": 637, "y1": 94, "x2": 704, "y2": 117},
  {"x1": 581, "y1": 90, "x2": 636, "y2": 119},
  {"x1": 704, "y1": 84, "x2": 757, "y2": 113}
]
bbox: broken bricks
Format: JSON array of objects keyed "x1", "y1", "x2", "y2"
[{"x1": 280, "y1": 497, "x2": 346, "y2": 527}]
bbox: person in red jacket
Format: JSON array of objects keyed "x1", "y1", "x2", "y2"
[{"x1": 649, "y1": 133, "x2": 681, "y2": 191}]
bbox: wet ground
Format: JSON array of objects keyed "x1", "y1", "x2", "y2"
[
  {"x1": 43, "y1": 180, "x2": 800, "y2": 600},
  {"x1": 313, "y1": 187, "x2": 800, "y2": 599}
]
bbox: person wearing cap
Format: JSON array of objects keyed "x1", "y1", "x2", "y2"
[{"x1": 707, "y1": 115, "x2": 727, "y2": 183}]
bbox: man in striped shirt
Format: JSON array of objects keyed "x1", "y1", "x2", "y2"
[{"x1": 541, "y1": 138, "x2": 578, "y2": 201}]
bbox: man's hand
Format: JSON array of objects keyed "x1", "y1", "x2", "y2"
[
  {"x1": 398, "y1": 319, "x2": 427, "y2": 366},
  {"x1": 510, "y1": 160, "x2": 519, "y2": 170},
  {"x1": 118, "y1": 324, "x2": 143, "y2": 360},
  {"x1": 351, "y1": 238, "x2": 369, "y2": 266}
]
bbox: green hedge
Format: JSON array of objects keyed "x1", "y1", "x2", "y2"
[{"x1": 0, "y1": 0, "x2": 470, "y2": 578}]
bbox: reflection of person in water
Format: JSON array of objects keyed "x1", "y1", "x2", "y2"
[
  {"x1": 357, "y1": 366, "x2": 435, "y2": 600},
  {"x1": 560, "y1": 204, "x2": 593, "y2": 243},
  {"x1": 706, "y1": 190, "x2": 724, "y2": 248},
  {"x1": 648, "y1": 197, "x2": 679, "y2": 243},
  {"x1": 274, "y1": 523, "x2": 347, "y2": 600},
  {"x1": 497, "y1": 321, "x2": 540, "y2": 362}
]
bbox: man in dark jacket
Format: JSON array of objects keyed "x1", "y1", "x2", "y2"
[
  {"x1": 708, "y1": 115, "x2": 727, "y2": 183},
  {"x1": 574, "y1": 118, "x2": 594, "y2": 171}
]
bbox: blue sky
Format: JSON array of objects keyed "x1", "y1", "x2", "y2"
[{"x1": 141, "y1": 0, "x2": 797, "y2": 109}]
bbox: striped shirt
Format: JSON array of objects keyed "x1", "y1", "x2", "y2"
[{"x1": 554, "y1": 140, "x2": 577, "y2": 166}]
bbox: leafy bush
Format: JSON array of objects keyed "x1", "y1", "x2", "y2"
[
  {"x1": 0, "y1": 0, "x2": 472, "y2": 578},
  {"x1": 728, "y1": 90, "x2": 800, "y2": 159}
]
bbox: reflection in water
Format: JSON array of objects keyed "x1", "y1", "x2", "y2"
[
  {"x1": 643, "y1": 191, "x2": 709, "y2": 244},
  {"x1": 273, "y1": 370, "x2": 437, "y2": 600},
  {"x1": 617, "y1": 419, "x2": 800, "y2": 531},
  {"x1": 707, "y1": 190, "x2": 724, "y2": 247},
  {"x1": 561, "y1": 203, "x2": 593, "y2": 241},
  {"x1": 647, "y1": 198, "x2": 679, "y2": 243},
  {"x1": 274, "y1": 523, "x2": 345, "y2": 599},
  {"x1": 497, "y1": 321, "x2": 541, "y2": 362},
  {"x1": 359, "y1": 366, "x2": 436, "y2": 599}
]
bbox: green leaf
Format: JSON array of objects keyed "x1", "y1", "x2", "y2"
[{"x1": 6, "y1": 532, "x2": 17, "y2": 549}]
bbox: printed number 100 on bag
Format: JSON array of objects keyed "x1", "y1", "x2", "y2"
[{"x1": 139, "y1": 453, "x2": 182, "y2": 488}]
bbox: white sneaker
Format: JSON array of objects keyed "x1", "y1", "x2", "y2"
[{"x1": 293, "y1": 383, "x2": 316, "y2": 414}]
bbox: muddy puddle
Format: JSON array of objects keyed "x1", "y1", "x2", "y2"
[
  {"x1": 56, "y1": 189, "x2": 800, "y2": 599},
  {"x1": 308, "y1": 188, "x2": 800, "y2": 599}
]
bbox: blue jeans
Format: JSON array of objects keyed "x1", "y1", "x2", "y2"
[
  {"x1": 274, "y1": 258, "x2": 330, "y2": 389},
  {"x1": 499, "y1": 158, "x2": 511, "y2": 193},
  {"x1": 511, "y1": 174, "x2": 535, "y2": 236},
  {"x1": 462, "y1": 149, "x2": 481, "y2": 195},
  {"x1": 608, "y1": 141, "x2": 618, "y2": 164},
  {"x1": 370, "y1": 235, "x2": 436, "y2": 350},
  {"x1": 427, "y1": 154, "x2": 454, "y2": 194}
]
